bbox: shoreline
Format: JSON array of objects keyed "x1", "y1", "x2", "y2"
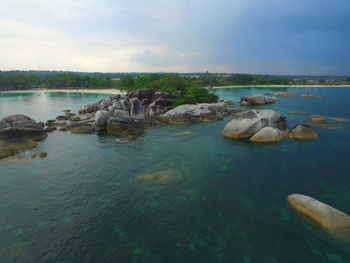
[
  {"x1": 213, "y1": 84, "x2": 350, "y2": 89},
  {"x1": 0, "y1": 88, "x2": 123, "y2": 95}
]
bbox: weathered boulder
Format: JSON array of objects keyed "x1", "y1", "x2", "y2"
[
  {"x1": 222, "y1": 110, "x2": 286, "y2": 139},
  {"x1": 95, "y1": 110, "x2": 113, "y2": 127},
  {"x1": 107, "y1": 117, "x2": 144, "y2": 135},
  {"x1": 83, "y1": 102, "x2": 100, "y2": 113},
  {"x1": 250, "y1": 127, "x2": 285, "y2": 143},
  {"x1": 0, "y1": 115, "x2": 47, "y2": 158},
  {"x1": 38, "y1": 152, "x2": 48, "y2": 158},
  {"x1": 291, "y1": 124, "x2": 318, "y2": 140},
  {"x1": 127, "y1": 89, "x2": 155, "y2": 101},
  {"x1": 159, "y1": 103, "x2": 226, "y2": 124},
  {"x1": 287, "y1": 194, "x2": 350, "y2": 241},
  {"x1": 240, "y1": 94, "x2": 277, "y2": 105},
  {"x1": 129, "y1": 97, "x2": 145, "y2": 120}
]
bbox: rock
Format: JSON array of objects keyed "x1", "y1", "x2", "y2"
[
  {"x1": 31, "y1": 154, "x2": 37, "y2": 159},
  {"x1": 100, "y1": 99, "x2": 113, "y2": 110},
  {"x1": 300, "y1": 94, "x2": 321, "y2": 98},
  {"x1": 56, "y1": 115, "x2": 69, "y2": 121},
  {"x1": 146, "y1": 103, "x2": 169, "y2": 118},
  {"x1": 44, "y1": 126, "x2": 57, "y2": 132},
  {"x1": 291, "y1": 124, "x2": 318, "y2": 140},
  {"x1": 38, "y1": 152, "x2": 48, "y2": 158},
  {"x1": 128, "y1": 89, "x2": 156, "y2": 101},
  {"x1": 62, "y1": 109, "x2": 71, "y2": 113},
  {"x1": 95, "y1": 110, "x2": 112, "y2": 127},
  {"x1": 115, "y1": 135, "x2": 138, "y2": 144},
  {"x1": 267, "y1": 92, "x2": 297, "y2": 97},
  {"x1": 135, "y1": 168, "x2": 185, "y2": 184},
  {"x1": 175, "y1": 130, "x2": 194, "y2": 135},
  {"x1": 250, "y1": 127, "x2": 285, "y2": 143},
  {"x1": 288, "y1": 111, "x2": 303, "y2": 114},
  {"x1": 110, "y1": 94, "x2": 121, "y2": 100},
  {"x1": 0, "y1": 115, "x2": 47, "y2": 142},
  {"x1": 129, "y1": 97, "x2": 145, "y2": 119},
  {"x1": 328, "y1": 116, "x2": 350, "y2": 122},
  {"x1": 240, "y1": 94, "x2": 277, "y2": 105},
  {"x1": 113, "y1": 109, "x2": 131, "y2": 119},
  {"x1": 107, "y1": 117, "x2": 144, "y2": 135},
  {"x1": 83, "y1": 102, "x2": 100, "y2": 113},
  {"x1": 160, "y1": 103, "x2": 226, "y2": 124},
  {"x1": 222, "y1": 110, "x2": 286, "y2": 139},
  {"x1": 70, "y1": 125, "x2": 95, "y2": 134},
  {"x1": 287, "y1": 194, "x2": 350, "y2": 240}
]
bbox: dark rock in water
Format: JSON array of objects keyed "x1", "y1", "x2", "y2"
[
  {"x1": 107, "y1": 117, "x2": 144, "y2": 135},
  {"x1": 0, "y1": 115, "x2": 47, "y2": 158},
  {"x1": 291, "y1": 124, "x2": 318, "y2": 140},
  {"x1": 56, "y1": 115, "x2": 69, "y2": 121},
  {"x1": 38, "y1": 152, "x2": 48, "y2": 158},
  {"x1": 240, "y1": 94, "x2": 277, "y2": 106},
  {"x1": 159, "y1": 103, "x2": 227, "y2": 124},
  {"x1": 62, "y1": 109, "x2": 71, "y2": 113},
  {"x1": 44, "y1": 126, "x2": 57, "y2": 132},
  {"x1": 222, "y1": 110, "x2": 286, "y2": 139},
  {"x1": 31, "y1": 153, "x2": 37, "y2": 159},
  {"x1": 70, "y1": 125, "x2": 95, "y2": 134},
  {"x1": 115, "y1": 135, "x2": 138, "y2": 144}
]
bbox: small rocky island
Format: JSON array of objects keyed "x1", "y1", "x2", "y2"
[{"x1": 0, "y1": 89, "x2": 322, "y2": 159}]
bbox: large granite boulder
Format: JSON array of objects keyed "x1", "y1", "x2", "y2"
[
  {"x1": 127, "y1": 89, "x2": 156, "y2": 101},
  {"x1": 95, "y1": 110, "x2": 113, "y2": 127},
  {"x1": 0, "y1": 115, "x2": 47, "y2": 158},
  {"x1": 129, "y1": 97, "x2": 145, "y2": 120},
  {"x1": 222, "y1": 110, "x2": 286, "y2": 139},
  {"x1": 159, "y1": 103, "x2": 226, "y2": 124},
  {"x1": 291, "y1": 124, "x2": 318, "y2": 140},
  {"x1": 241, "y1": 94, "x2": 277, "y2": 106},
  {"x1": 287, "y1": 194, "x2": 350, "y2": 242},
  {"x1": 107, "y1": 117, "x2": 144, "y2": 135},
  {"x1": 250, "y1": 127, "x2": 285, "y2": 143}
]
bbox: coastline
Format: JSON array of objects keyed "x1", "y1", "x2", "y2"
[
  {"x1": 0, "y1": 88, "x2": 122, "y2": 95},
  {"x1": 213, "y1": 84, "x2": 350, "y2": 89}
]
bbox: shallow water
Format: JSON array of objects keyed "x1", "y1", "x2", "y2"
[{"x1": 1, "y1": 88, "x2": 350, "y2": 263}]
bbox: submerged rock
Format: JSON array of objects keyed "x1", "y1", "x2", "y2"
[
  {"x1": 159, "y1": 103, "x2": 226, "y2": 124},
  {"x1": 287, "y1": 194, "x2": 350, "y2": 242},
  {"x1": 291, "y1": 124, "x2": 318, "y2": 140},
  {"x1": 250, "y1": 127, "x2": 285, "y2": 143},
  {"x1": 70, "y1": 125, "x2": 95, "y2": 134},
  {"x1": 38, "y1": 152, "x2": 48, "y2": 158},
  {"x1": 222, "y1": 110, "x2": 286, "y2": 139}
]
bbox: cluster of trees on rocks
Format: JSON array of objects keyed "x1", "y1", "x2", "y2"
[{"x1": 118, "y1": 74, "x2": 218, "y2": 106}]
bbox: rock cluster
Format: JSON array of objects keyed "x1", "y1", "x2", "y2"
[
  {"x1": 240, "y1": 94, "x2": 277, "y2": 106},
  {"x1": 0, "y1": 114, "x2": 47, "y2": 158},
  {"x1": 159, "y1": 103, "x2": 230, "y2": 124},
  {"x1": 222, "y1": 109, "x2": 318, "y2": 143}
]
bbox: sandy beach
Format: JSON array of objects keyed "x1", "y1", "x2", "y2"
[
  {"x1": 213, "y1": 85, "x2": 350, "y2": 89},
  {"x1": 1, "y1": 88, "x2": 123, "y2": 95}
]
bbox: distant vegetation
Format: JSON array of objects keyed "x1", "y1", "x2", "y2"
[{"x1": 1, "y1": 70, "x2": 349, "y2": 94}]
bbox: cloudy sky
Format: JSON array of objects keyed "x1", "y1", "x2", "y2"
[{"x1": 0, "y1": 0, "x2": 349, "y2": 74}]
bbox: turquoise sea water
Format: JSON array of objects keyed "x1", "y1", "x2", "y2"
[{"x1": 0, "y1": 88, "x2": 350, "y2": 263}]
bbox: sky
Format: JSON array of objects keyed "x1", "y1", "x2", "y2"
[{"x1": 0, "y1": 0, "x2": 349, "y2": 75}]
